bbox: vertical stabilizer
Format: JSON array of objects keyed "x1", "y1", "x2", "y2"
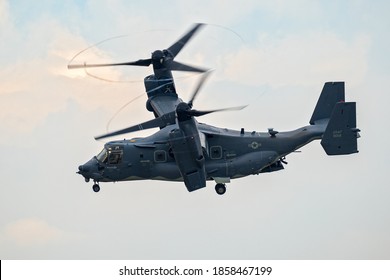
[{"x1": 310, "y1": 82, "x2": 345, "y2": 124}]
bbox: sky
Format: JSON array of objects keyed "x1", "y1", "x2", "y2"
[{"x1": 0, "y1": 0, "x2": 389, "y2": 259}]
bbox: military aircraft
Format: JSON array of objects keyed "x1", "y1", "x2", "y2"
[{"x1": 69, "y1": 23, "x2": 360, "y2": 195}]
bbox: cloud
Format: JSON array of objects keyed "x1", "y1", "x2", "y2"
[
  {"x1": 221, "y1": 32, "x2": 370, "y2": 88},
  {"x1": 0, "y1": 0, "x2": 15, "y2": 34},
  {"x1": 1, "y1": 0, "x2": 389, "y2": 260},
  {"x1": 0, "y1": 11, "x2": 146, "y2": 135},
  {"x1": 2, "y1": 218, "x2": 73, "y2": 247},
  {"x1": 0, "y1": 0, "x2": 9, "y2": 26}
]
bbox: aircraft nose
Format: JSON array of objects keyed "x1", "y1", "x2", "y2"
[
  {"x1": 78, "y1": 164, "x2": 90, "y2": 172},
  {"x1": 77, "y1": 158, "x2": 105, "y2": 182}
]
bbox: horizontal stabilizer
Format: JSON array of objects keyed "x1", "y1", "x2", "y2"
[{"x1": 321, "y1": 102, "x2": 359, "y2": 155}]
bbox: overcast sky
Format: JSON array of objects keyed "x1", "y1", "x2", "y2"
[{"x1": 1, "y1": 0, "x2": 389, "y2": 259}]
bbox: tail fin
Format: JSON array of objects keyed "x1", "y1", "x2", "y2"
[
  {"x1": 310, "y1": 82, "x2": 345, "y2": 124},
  {"x1": 321, "y1": 102, "x2": 360, "y2": 155}
]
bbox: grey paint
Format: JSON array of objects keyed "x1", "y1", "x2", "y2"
[
  {"x1": 74, "y1": 25, "x2": 359, "y2": 195},
  {"x1": 77, "y1": 82, "x2": 359, "y2": 194}
]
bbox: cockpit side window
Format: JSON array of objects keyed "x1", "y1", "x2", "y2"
[
  {"x1": 108, "y1": 150, "x2": 123, "y2": 165},
  {"x1": 96, "y1": 146, "x2": 123, "y2": 165}
]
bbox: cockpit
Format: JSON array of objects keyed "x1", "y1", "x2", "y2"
[{"x1": 96, "y1": 145, "x2": 123, "y2": 165}]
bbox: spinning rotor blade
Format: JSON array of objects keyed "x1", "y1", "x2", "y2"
[
  {"x1": 67, "y1": 59, "x2": 152, "y2": 69},
  {"x1": 188, "y1": 105, "x2": 247, "y2": 117},
  {"x1": 178, "y1": 71, "x2": 246, "y2": 119},
  {"x1": 68, "y1": 23, "x2": 207, "y2": 74},
  {"x1": 167, "y1": 23, "x2": 205, "y2": 58},
  {"x1": 94, "y1": 111, "x2": 176, "y2": 140},
  {"x1": 188, "y1": 70, "x2": 212, "y2": 107},
  {"x1": 168, "y1": 61, "x2": 207, "y2": 73}
]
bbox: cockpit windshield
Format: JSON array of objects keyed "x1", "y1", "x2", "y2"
[
  {"x1": 96, "y1": 148, "x2": 108, "y2": 163},
  {"x1": 96, "y1": 146, "x2": 123, "y2": 165}
]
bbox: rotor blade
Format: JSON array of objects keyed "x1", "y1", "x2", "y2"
[
  {"x1": 188, "y1": 105, "x2": 248, "y2": 117},
  {"x1": 188, "y1": 70, "x2": 212, "y2": 107},
  {"x1": 68, "y1": 59, "x2": 152, "y2": 69},
  {"x1": 168, "y1": 61, "x2": 208, "y2": 73},
  {"x1": 167, "y1": 23, "x2": 205, "y2": 58},
  {"x1": 94, "y1": 111, "x2": 176, "y2": 140}
]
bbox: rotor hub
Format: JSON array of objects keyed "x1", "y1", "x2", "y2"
[{"x1": 176, "y1": 102, "x2": 192, "y2": 122}]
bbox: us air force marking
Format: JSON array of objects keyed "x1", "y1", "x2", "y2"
[{"x1": 249, "y1": 141, "x2": 261, "y2": 149}]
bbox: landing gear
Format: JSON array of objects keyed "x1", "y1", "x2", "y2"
[
  {"x1": 215, "y1": 183, "x2": 226, "y2": 195},
  {"x1": 92, "y1": 183, "x2": 100, "y2": 193}
]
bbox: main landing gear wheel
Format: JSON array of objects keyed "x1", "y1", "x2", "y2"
[
  {"x1": 92, "y1": 184, "x2": 100, "y2": 193},
  {"x1": 215, "y1": 183, "x2": 226, "y2": 195}
]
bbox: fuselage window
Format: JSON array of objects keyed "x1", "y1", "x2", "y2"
[
  {"x1": 210, "y1": 146, "x2": 222, "y2": 159},
  {"x1": 154, "y1": 150, "x2": 167, "y2": 162}
]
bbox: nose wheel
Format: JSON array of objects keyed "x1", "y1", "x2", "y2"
[
  {"x1": 92, "y1": 183, "x2": 100, "y2": 193},
  {"x1": 215, "y1": 183, "x2": 226, "y2": 195}
]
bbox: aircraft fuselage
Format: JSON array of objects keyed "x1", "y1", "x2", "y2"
[{"x1": 78, "y1": 122, "x2": 326, "y2": 185}]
